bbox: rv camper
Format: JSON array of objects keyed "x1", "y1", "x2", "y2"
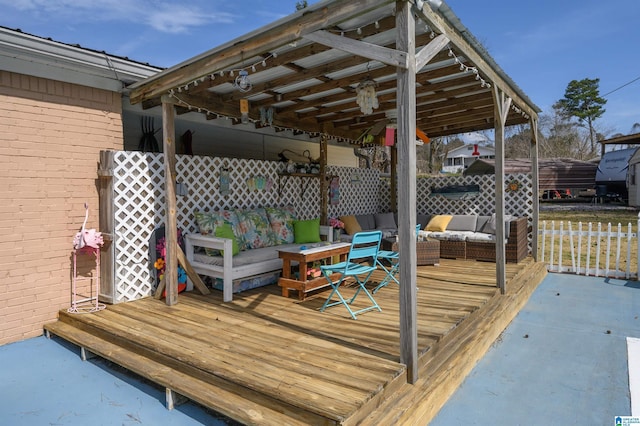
[
  {"x1": 595, "y1": 147, "x2": 638, "y2": 204},
  {"x1": 626, "y1": 148, "x2": 640, "y2": 207}
]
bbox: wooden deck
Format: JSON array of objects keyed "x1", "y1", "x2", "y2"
[{"x1": 44, "y1": 257, "x2": 547, "y2": 425}]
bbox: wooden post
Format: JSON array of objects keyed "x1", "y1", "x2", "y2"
[
  {"x1": 390, "y1": 145, "x2": 397, "y2": 213},
  {"x1": 97, "y1": 150, "x2": 115, "y2": 304},
  {"x1": 396, "y1": 0, "x2": 418, "y2": 384},
  {"x1": 319, "y1": 134, "x2": 329, "y2": 225},
  {"x1": 161, "y1": 96, "x2": 179, "y2": 306},
  {"x1": 530, "y1": 116, "x2": 540, "y2": 261},
  {"x1": 492, "y1": 86, "x2": 512, "y2": 294}
]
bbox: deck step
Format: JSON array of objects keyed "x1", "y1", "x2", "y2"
[{"x1": 44, "y1": 320, "x2": 331, "y2": 426}]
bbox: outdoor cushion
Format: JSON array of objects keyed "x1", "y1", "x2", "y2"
[
  {"x1": 481, "y1": 213, "x2": 514, "y2": 237},
  {"x1": 447, "y1": 214, "x2": 478, "y2": 232},
  {"x1": 476, "y1": 215, "x2": 492, "y2": 232},
  {"x1": 294, "y1": 218, "x2": 321, "y2": 243},
  {"x1": 235, "y1": 208, "x2": 276, "y2": 250},
  {"x1": 265, "y1": 205, "x2": 296, "y2": 244},
  {"x1": 193, "y1": 244, "x2": 299, "y2": 267},
  {"x1": 465, "y1": 232, "x2": 497, "y2": 243},
  {"x1": 341, "y1": 215, "x2": 362, "y2": 235},
  {"x1": 426, "y1": 215, "x2": 453, "y2": 232},
  {"x1": 194, "y1": 209, "x2": 242, "y2": 255},
  {"x1": 215, "y1": 223, "x2": 239, "y2": 256},
  {"x1": 355, "y1": 214, "x2": 375, "y2": 230},
  {"x1": 417, "y1": 214, "x2": 432, "y2": 231},
  {"x1": 374, "y1": 212, "x2": 397, "y2": 230},
  {"x1": 427, "y1": 230, "x2": 474, "y2": 242}
]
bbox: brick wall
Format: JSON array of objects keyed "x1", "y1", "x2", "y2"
[{"x1": 0, "y1": 71, "x2": 123, "y2": 345}]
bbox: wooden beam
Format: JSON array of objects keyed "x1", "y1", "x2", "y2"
[
  {"x1": 162, "y1": 96, "x2": 179, "y2": 305},
  {"x1": 492, "y1": 85, "x2": 511, "y2": 295},
  {"x1": 390, "y1": 145, "x2": 397, "y2": 212},
  {"x1": 530, "y1": 116, "x2": 540, "y2": 261},
  {"x1": 176, "y1": 246, "x2": 210, "y2": 295},
  {"x1": 153, "y1": 277, "x2": 166, "y2": 300},
  {"x1": 304, "y1": 30, "x2": 408, "y2": 69},
  {"x1": 416, "y1": 4, "x2": 538, "y2": 119},
  {"x1": 319, "y1": 135, "x2": 329, "y2": 226},
  {"x1": 415, "y1": 34, "x2": 449, "y2": 70},
  {"x1": 396, "y1": 0, "x2": 419, "y2": 384}
]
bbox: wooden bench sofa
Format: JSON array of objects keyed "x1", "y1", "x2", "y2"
[{"x1": 185, "y1": 207, "x2": 332, "y2": 302}]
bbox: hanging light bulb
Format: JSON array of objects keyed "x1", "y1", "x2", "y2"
[{"x1": 234, "y1": 70, "x2": 252, "y2": 92}]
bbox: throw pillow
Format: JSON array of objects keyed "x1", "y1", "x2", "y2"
[
  {"x1": 293, "y1": 218, "x2": 321, "y2": 243},
  {"x1": 374, "y1": 212, "x2": 397, "y2": 230},
  {"x1": 426, "y1": 215, "x2": 453, "y2": 232},
  {"x1": 235, "y1": 208, "x2": 276, "y2": 249},
  {"x1": 194, "y1": 209, "x2": 241, "y2": 256},
  {"x1": 214, "y1": 223, "x2": 239, "y2": 256},
  {"x1": 340, "y1": 215, "x2": 362, "y2": 235},
  {"x1": 265, "y1": 205, "x2": 296, "y2": 244}
]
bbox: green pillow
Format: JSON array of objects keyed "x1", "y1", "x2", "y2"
[
  {"x1": 293, "y1": 218, "x2": 321, "y2": 244},
  {"x1": 215, "y1": 224, "x2": 239, "y2": 256}
]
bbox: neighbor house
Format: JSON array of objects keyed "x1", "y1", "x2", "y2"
[{"x1": 442, "y1": 144, "x2": 495, "y2": 173}]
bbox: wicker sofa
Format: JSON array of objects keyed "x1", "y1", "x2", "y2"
[
  {"x1": 336, "y1": 212, "x2": 528, "y2": 264},
  {"x1": 421, "y1": 214, "x2": 528, "y2": 263}
]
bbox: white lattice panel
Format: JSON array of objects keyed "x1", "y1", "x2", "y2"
[
  {"x1": 327, "y1": 167, "x2": 380, "y2": 218},
  {"x1": 109, "y1": 150, "x2": 533, "y2": 302}
]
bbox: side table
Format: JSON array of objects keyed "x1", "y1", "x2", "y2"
[{"x1": 382, "y1": 238, "x2": 440, "y2": 266}]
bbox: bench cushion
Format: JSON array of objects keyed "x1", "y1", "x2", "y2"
[
  {"x1": 236, "y1": 207, "x2": 276, "y2": 249},
  {"x1": 193, "y1": 243, "x2": 300, "y2": 267}
]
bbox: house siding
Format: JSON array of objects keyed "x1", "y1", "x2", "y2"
[{"x1": 0, "y1": 70, "x2": 123, "y2": 345}]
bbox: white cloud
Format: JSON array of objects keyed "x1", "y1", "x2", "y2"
[
  {"x1": 146, "y1": 5, "x2": 234, "y2": 34},
  {"x1": 0, "y1": 0, "x2": 236, "y2": 34}
]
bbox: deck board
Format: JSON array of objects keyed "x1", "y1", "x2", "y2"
[{"x1": 45, "y1": 257, "x2": 545, "y2": 425}]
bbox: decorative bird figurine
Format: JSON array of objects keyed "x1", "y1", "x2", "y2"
[{"x1": 73, "y1": 203, "x2": 104, "y2": 250}]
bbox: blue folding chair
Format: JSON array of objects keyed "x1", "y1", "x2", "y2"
[
  {"x1": 319, "y1": 230, "x2": 382, "y2": 319},
  {"x1": 374, "y1": 224, "x2": 421, "y2": 293}
]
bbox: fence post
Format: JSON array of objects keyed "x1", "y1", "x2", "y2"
[{"x1": 586, "y1": 222, "x2": 592, "y2": 276}]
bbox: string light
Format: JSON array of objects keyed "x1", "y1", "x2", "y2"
[
  {"x1": 447, "y1": 47, "x2": 491, "y2": 89},
  {"x1": 511, "y1": 104, "x2": 529, "y2": 120},
  {"x1": 177, "y1": 52, "x2": 279, "y2": 94},
  {"x1": 166, "y1": 91, "x2": 350, "y2": 142}
]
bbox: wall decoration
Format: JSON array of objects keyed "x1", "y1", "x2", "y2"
[
  {"x1": 246, "y1": 176, "x2": 273, "y2": 192},
  {"x1": 220, "y1": 166, "x2": 230, "y2": 195},
  {"x1": 350, "y1": 172, "x2": 362, "y2": 185},
  {"x1": 506, "y1": 178, "x2": 520, "y2": 192},
  {"x1": 329, "y1": 176, "x2": 340, "y2": 205}
]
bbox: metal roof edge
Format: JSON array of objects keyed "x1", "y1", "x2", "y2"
[{"x1": 0, "y1": 26, "x2": 162, "y2": 91}]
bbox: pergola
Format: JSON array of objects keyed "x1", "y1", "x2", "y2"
[{"x1": 127, "y1": 0, "x2": 541, "y2": 383}]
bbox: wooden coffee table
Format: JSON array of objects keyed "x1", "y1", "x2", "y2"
[{"x1": 277, "y1": 242, "x2": 351, "y2": 300}]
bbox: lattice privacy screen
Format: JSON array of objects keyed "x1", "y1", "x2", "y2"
[{"x1": 106, "y1": 151, "x2": 532, "y2": 303}]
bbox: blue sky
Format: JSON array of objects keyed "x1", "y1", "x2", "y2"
[{"x1": 2, "y1": 0, "x2": 639, "y2": 137}]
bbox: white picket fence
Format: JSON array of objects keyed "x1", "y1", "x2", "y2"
[{"x1": 539, "y1": 216, "x2": 640, "y2": 279}]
